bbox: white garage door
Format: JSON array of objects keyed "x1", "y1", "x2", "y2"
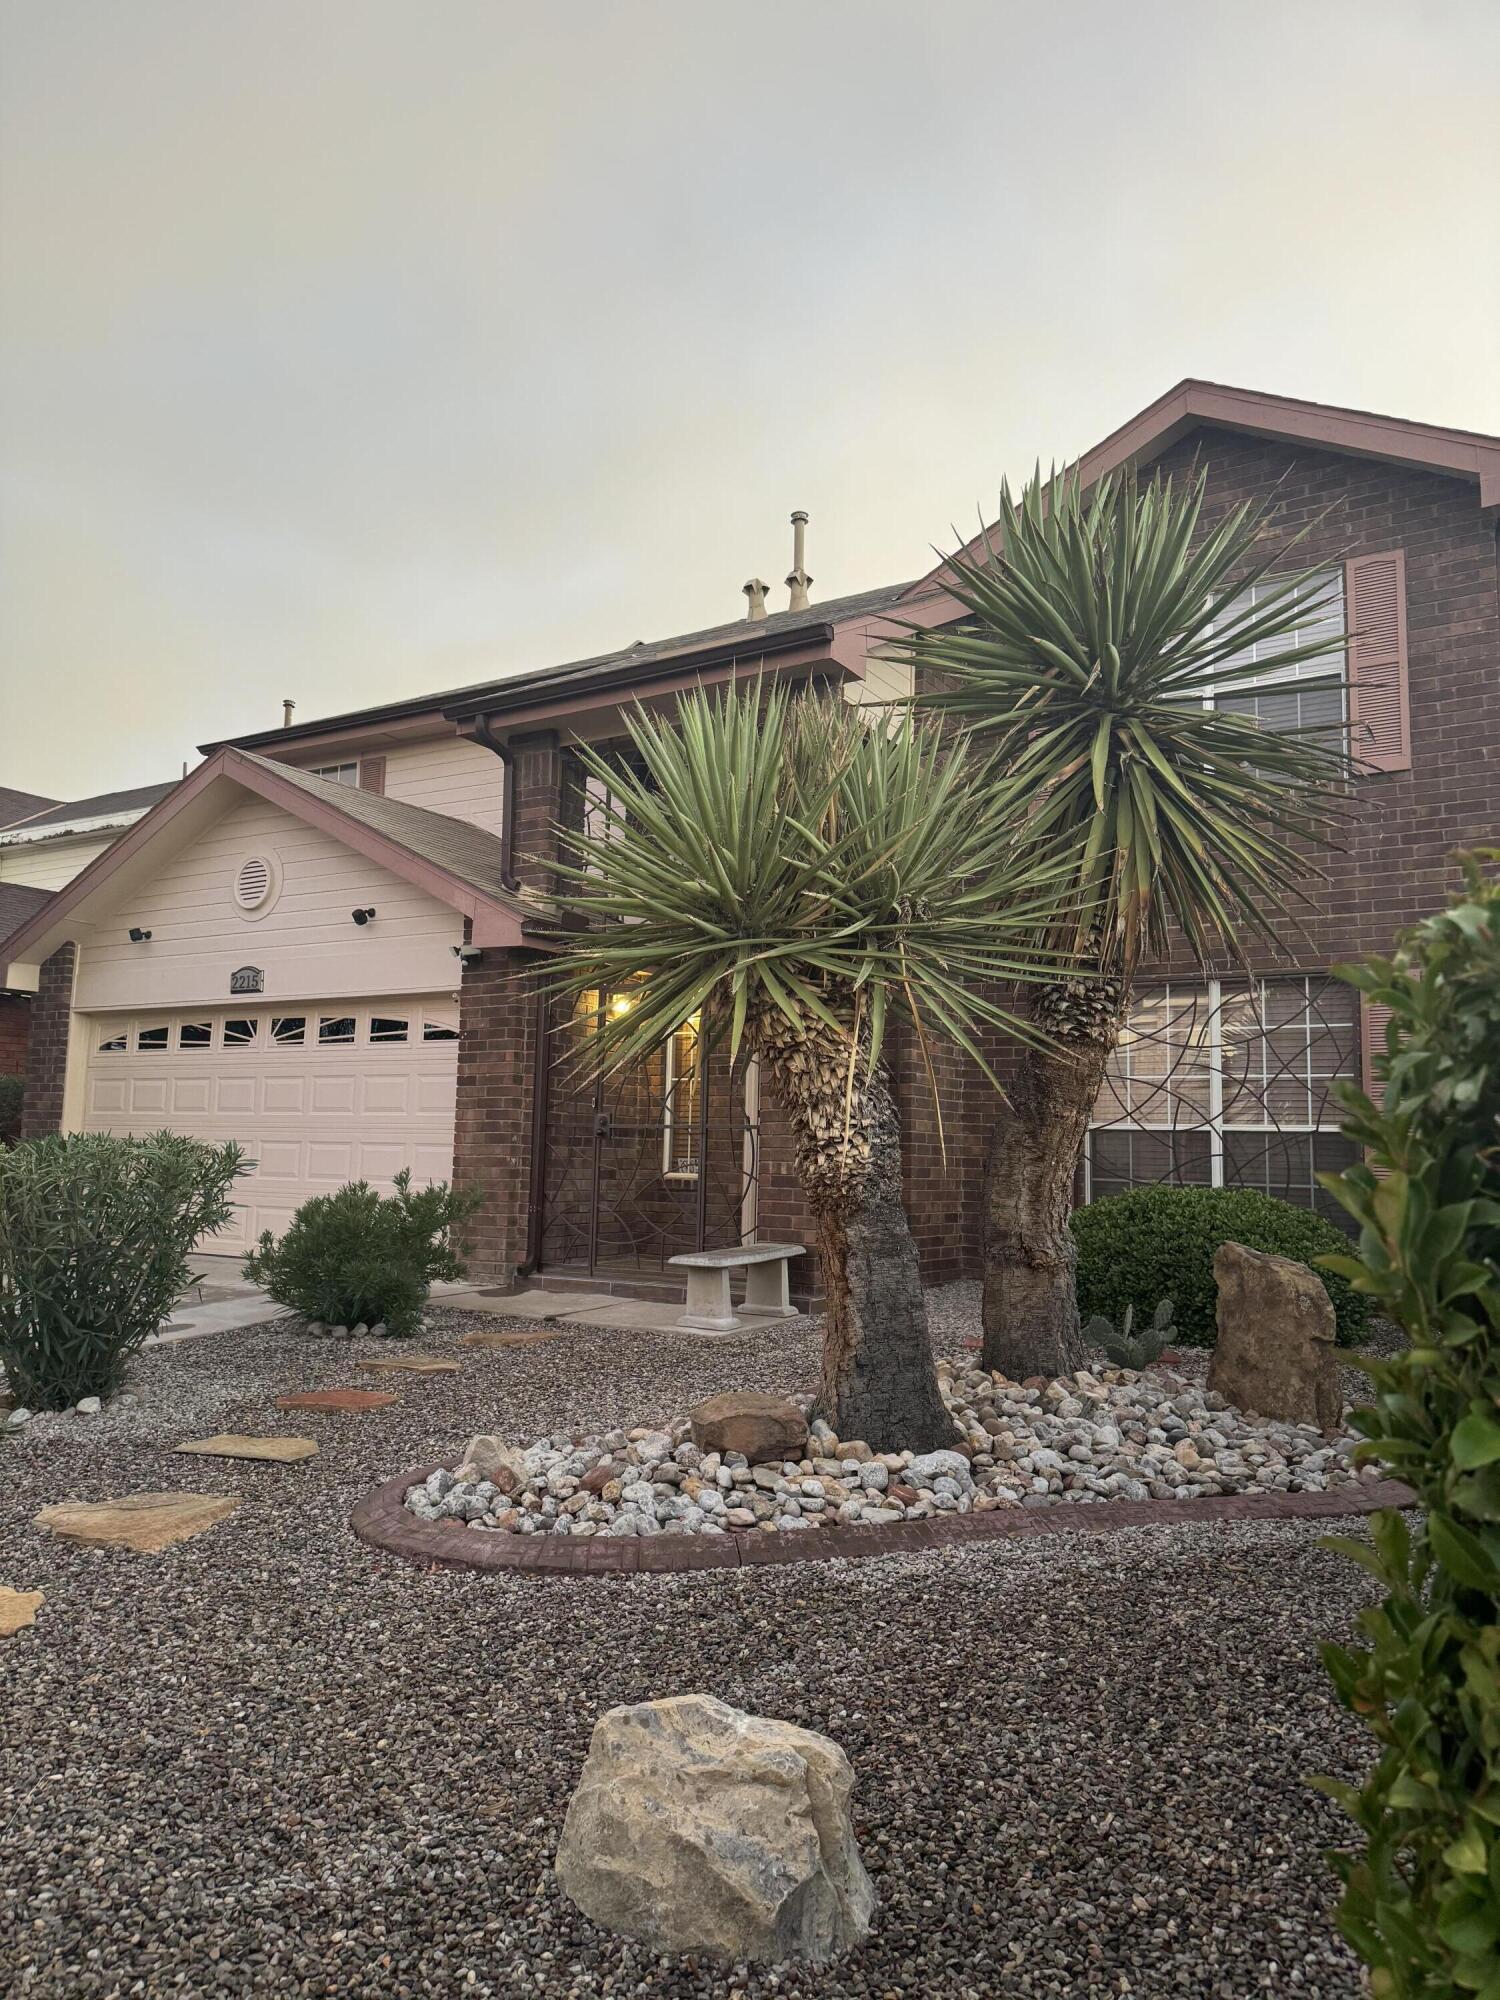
[{"x1": 81, "y1": 997, "x2": 460, "y2": 1253}]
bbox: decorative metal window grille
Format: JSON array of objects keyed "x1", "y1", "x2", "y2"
[
  {"x1": 1086, "y1": 976, "x2": 1360, "y2": 1226},
  {"x1": 1206, "y1": 570, "x2": 1346, "y2": 737}
]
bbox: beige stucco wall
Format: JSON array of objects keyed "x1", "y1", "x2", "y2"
[
  {"x1": 72, "y1": 793, "x2": 464, "y2": 1013},
  {"x1": 0, "y1": 833, "x2": 116, "y2": 888}
]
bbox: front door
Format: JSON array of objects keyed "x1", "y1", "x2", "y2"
[{"x1": 538, "y1": 988, "x2": 758, "y2": 1279}]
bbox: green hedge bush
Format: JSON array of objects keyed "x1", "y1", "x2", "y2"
[
  {"x1": 0, "y1": 1131, "x2": 243, "y2": 1408},
  {"x1": 1314, "y1": 852, "x2": 1500, "y2": 1996},
  {"x1": 243, "y1": 1169, "x2": 482, "y2": 1338},
  {"x1": 0, "y1": 1074, "x2": 23, "y2": 1144},
  {"x1": 1071, "y1": 1184, "x2": 1370, "y2": 1349}
]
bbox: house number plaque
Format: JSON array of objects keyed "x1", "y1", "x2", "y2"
[{"x1": 230, "y1": 966, "x2": 265, "y2": 995}]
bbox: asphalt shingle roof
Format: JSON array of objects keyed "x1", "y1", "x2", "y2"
[
  {"x1": 0, "y1": 882, "x2": 56, "y2": 952},
  {"x1": 0, "y1": 788, "x2": 60, "y2": 830},
  {"x1": 10, "y1": 782, "x2": 178, "y2": 833}
]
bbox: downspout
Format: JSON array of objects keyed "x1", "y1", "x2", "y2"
[{"x1": 464, "y1": 712, "x2": 521, "y2": 894}]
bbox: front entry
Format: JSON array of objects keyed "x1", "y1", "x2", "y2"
[{"x1": 538, "y1": 990, "x2": 759, "y2": 1280}]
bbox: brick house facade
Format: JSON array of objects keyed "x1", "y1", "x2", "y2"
[{"x1": 6, "y1": 384, "x2": 1497, "y2": 1294}]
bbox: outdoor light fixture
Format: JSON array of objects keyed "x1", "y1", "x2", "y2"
[
  {"x1": 609, "y1": 993, "x2": 634, "y2": 1018},
  {"x1": 452, "y1": 943, "x2": 484, "y2": 964},
  {"x1": 351, "y1": 907, "x2": 377, "y2": 926},
  {"x1": 128, "y1": 927, "x2": 152, "y2": 943}
]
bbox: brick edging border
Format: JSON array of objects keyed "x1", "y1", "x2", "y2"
[{"x1": 350, "y1": 1464, "x2": 1419, "y2": 1579}]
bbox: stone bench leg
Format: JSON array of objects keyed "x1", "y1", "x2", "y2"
[
  {"x1": 679, "y1": 1267, "x2": 741, "y2": 1334},
  {"x1": 742, "y1": 1259, "x2": 792, "y2": 1316}
]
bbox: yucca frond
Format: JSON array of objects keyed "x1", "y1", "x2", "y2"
[
  {"x1": 540, "y1": 680, "x2": 1076, "y2": 1095},
  {"x1": 900, "y1": 467, "x2": 1354, "y2": 973}
]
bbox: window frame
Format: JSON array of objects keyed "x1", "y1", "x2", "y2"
[
  {"x1": 661, "y1": 1013, "x2": 702, "y2": 1181},
  {"x1": 1201, "y1": 567, "x2": 1348, "y2": 737}
]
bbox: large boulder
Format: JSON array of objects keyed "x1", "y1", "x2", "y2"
[
  {"x1": 1208, "y1": 1240, "x2": 1342, "y2": 1430},
  {"x1": 454, "y1": 1434, "x2": 528, "y2": 1493},
  {"x1": 688, "y1": 1392, "x2": 808, "y2": 1466},
  {"x1": 555, "y1": 1693, "x2": 875, "y2": 1964}
]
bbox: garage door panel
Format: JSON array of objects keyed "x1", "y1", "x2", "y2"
[{"x1": 81, "y1": 998, "x2": 459, "y2": 1248}]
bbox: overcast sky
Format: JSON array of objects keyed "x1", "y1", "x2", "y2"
[{"x1": 2, "y1": 0, "x2": 1497, "y2": 799}]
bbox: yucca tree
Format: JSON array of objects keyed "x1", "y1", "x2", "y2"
[
  {"x1": 903, "y1": 467, "x2": 1353, "y2": 1381},
  {"x1": 543, "y1": 680, "x2": 1073, "y2": 1451}
]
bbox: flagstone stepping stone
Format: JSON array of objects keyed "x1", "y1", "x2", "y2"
[
  {"x1": 459, "y1": 1328, "x2": 562, "y2": 1350},
  {"x1": 34, "y1": 1492, "x2": 239, "y2": 1553},
  {"x1": 355, "y1": 1353, "x2": 461, "y2": 1375},
  {"x1": 1, "y1": 1587, "x2": 45, "y2": 1637},
  {"x1": 177, "y1": 1434, "x2": 320, "y2": 1464},
  {"x1": 276, "y1": 1388, "x2": 399, "y2": 1412},
  {"x1": 445, "y1": 1288, "x2": 609, "y2": 1322}
]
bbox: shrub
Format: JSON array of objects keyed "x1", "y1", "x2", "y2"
[
  {"x1": 1313, "y1": 852, "x2": 1500, "y2": 1997},
  {"x1": 1071, "y1": 1184, "x2": 1370, "y2": 1349},
  {"x1": 243, "y1": 1169, "x2": 482, "y2": 1338},
  {"x1": 0, "y1": 1131, "x2": 243, "y2": 1408},
  {"x1": 0, "y1": 1075, "x2": 22, "y2": 1144}
]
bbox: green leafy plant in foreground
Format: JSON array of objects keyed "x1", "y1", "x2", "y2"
[
  {"x1": 244, "y1": 1170, "x2": 482, "y2": 1338},
  {"x1": 1313, "y1": 852, "x2": 1500, "y2": 1998},
  {"x1": 0, "y1": 1131, "x2": 243, "y2": 1407}
]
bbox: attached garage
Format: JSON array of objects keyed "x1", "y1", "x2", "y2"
[{"x1": 81, "y1": 998, "x2": 460, "y2": 1252}]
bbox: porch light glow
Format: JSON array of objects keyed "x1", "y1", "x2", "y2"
[{"x1": 609, "y1": 993, "x2": 634, "y2": 1018}]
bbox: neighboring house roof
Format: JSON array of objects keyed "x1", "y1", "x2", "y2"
[
  {"x1": 908, "y1": 380, "x2": 1500, "y2": 595},
  {"x1": 202, "y1": 579, "x2": 923, "y2": 755},
  {"x1": 0, "y1": 882, "x2": 55, "y2": 954},
  {"x1": 0, "y1": 788, "x2": 60, "y2": 830},
  {"x1": 0, "y1": 781, "x2": 179, "y2": 846},
  {"x1": 1, "y1": 748, "x2": 539, "y2": 981}
]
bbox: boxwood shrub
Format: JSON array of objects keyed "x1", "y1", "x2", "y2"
[{"x1": 1071, "y1": 1184, "x2": 1369, "y2": 1349}]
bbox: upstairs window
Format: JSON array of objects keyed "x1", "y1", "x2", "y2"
[
  {"x1": 309, "y1": 762, "x2": 360, "y2": 786},
  {"x1": 1206, "y1": 570, "x2": 1346, "y2": 737}
]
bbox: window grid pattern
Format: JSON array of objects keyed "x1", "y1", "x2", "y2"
[
  {"x1": 1207, "y1": 569, "x2": 1346, "y2": 737},
  {"x1": 96, "y1": 1006, "x2": 459, "y2": 1054},
  {"x1": 1087, "y1": 976, "x2": 1360, "y2": 1224}
]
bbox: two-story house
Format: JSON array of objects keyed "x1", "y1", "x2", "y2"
[{"x1": 5, "y1": 383, "x2": 1497, "y2": 1297}]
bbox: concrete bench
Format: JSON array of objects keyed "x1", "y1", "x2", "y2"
[{"x1": 667, "y1": 1243, "x2": 806, "y2": 1333}]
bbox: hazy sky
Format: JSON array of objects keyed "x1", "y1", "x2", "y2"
[{"x1": 3, "y1": 0, "x2": 1498, "y2": 799}]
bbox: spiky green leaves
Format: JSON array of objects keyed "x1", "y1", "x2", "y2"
[
  {"x1": 542, "y1": 680, "x2": 1072, "y2": 1100},
  {"x1": 903, "y1": 467, "x2": 1353, "y2": 972}
]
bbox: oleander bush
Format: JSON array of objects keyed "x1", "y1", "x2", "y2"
[
  {"x1": 1071, "y1": 1183, "x2": 1369, "y2": 1349},
  {"x1": 243, "y1": 1170, "x2": 482, "y2": 1338},
  {"x1": 0, "y1": 1131, "x2": 243, "y2": 1408},
  {"x1": 1313, "y1": 852, "x2": 1500, "y2": 1998},
  {"x1": 0, "y1": 1074, "x2": 23, "y2": 1144}
]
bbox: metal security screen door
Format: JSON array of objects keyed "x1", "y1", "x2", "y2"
[{"x1": 539, "y1": 987, "x2": 760, "y2": 1278}]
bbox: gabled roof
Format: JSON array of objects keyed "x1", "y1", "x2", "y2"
[
  {"x1": 908, "y1": 380, "x2": 1500, "y2": 595},
  {"x1": 0, "y1": 781, "x2": 178, "y2": 844},
  {"x1": 0, "y1": 787, "x2": 60, "y2": 830},
  {"x1": 0, "y1": 882, "x2": 54, "y2": 954},
  {"x1": 203, "y1": 580, "x2": 921, "y2": 754},
  {"x1": 2, "y1": 748, "x2": 540, "y2": 978}
]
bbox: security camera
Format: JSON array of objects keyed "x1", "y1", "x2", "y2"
[
  {"x1": 451, "y1": 943, "x2": 484, "y2": 964},
  {"x1": 351, "y1": 907, "x2": 376, "y2": 926},
  {"x1": 128, "y1": 927, "x2": 152, "y2": 943}
]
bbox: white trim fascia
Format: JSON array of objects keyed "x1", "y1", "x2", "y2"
[{"x1": 0, "y1": 811, "x2": 149, "y2": 848}]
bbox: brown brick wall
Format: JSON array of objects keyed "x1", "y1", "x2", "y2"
[
  {"x1": 20, "y1": 945, "x2": 75, "y2": 1139},
  {"x1": 0, "y1": 994, "x2": 30, "y2": 1077},
  {"x1": 1140, "y1": 430, "x2": 1500, "y2": 978},
  {"x1": 453, "y1": 948, "x2": 545, "y2": 1283}
]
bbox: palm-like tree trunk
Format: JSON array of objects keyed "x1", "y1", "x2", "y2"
[
  {"x1": 752, "y1": 1010, "x2": 955, "y2": 1453},
  {"x1": 980, "y1": 968, "x2": 1123, "y2": 1381}
]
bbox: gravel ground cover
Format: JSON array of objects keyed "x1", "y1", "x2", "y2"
[{"x1": 2, "y1": 1284, "x2": 1385, "y2": 1998}]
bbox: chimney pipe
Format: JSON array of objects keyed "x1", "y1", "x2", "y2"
[
  {"x1": 786, "y1": 510, "x2": 812, "y2": 612},
  {"x1": 281, "y1": 699, "x2": 296, "y2": 729},
  {"x1": 742, "y1": 577, "x2": 770, "y2": 621}
]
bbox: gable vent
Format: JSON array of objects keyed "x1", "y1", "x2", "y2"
[{"x1": 235, "y1": 856, "x2": 273, "y2": 910}]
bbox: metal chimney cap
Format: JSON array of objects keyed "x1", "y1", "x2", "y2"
[{"x1": 743, "y1": 577, "x2": 770, "y2": 621}]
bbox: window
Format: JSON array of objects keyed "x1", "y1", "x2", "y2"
[
  {"x1": 271, "y1": 1016, "x2": 305, "y2": 1045},
  {"x1": 1206, "y1": 570, "x2": 1346, "y2": 738},
  {"x1": 136, "y1": 1025, "x2": 169, "y2": 1051},
  {"x1": 223, "y1": 1018, "x2": 260, "y2": 1046},
  {"x1": 1087, "y1": 977, "x2": 1359, "y2": 1225},
  {"x1": 422, "y1": 1019, "x2": 459, "y2": 1042},
  {"x1": 662, "y1": 1014, "x2": 702, "y2": 1179},
  {"x1": 370, "y1": 1017, "x2": 408, "y2": 1043},
  {"x1": 177, "y1": 1022, "x2": 212, "y2": 1049},
  {"x1": 309, "y1": 762, "x2": 360, "y2": 786},
  {"x1": 319, "y1": 1016, "x2": 356, "y2": 1043},
  {"x1": 97, "y1": 1028, "x2": 127, "y2": 1053}
]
